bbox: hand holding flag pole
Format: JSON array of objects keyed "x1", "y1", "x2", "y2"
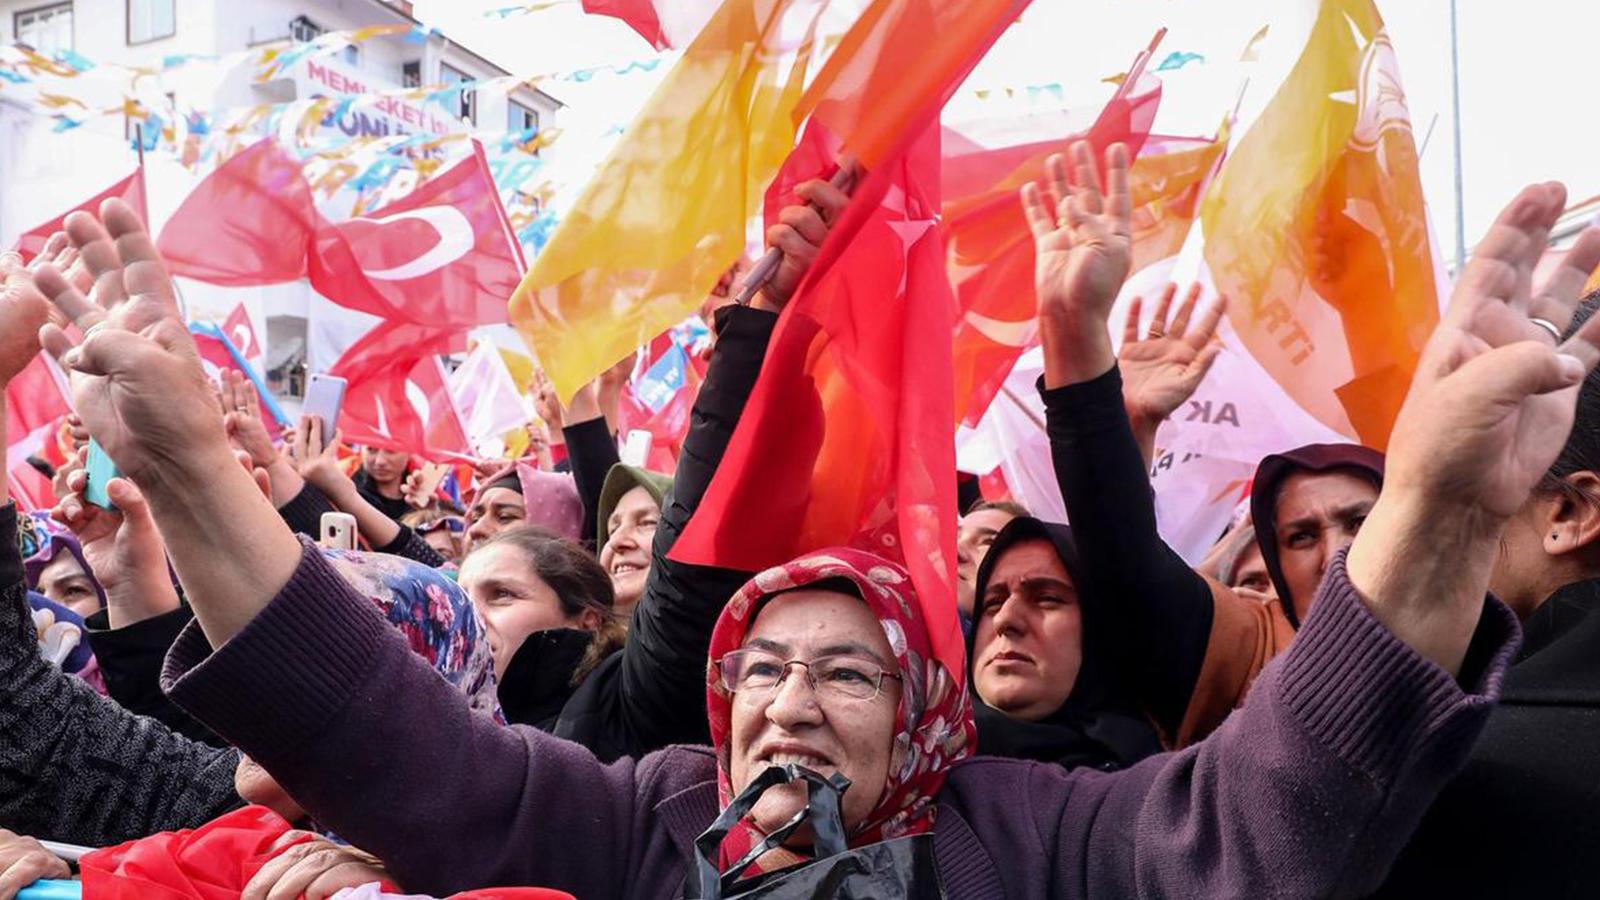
[{"x1": 733, "y1": 160, "x2": 859, "y2": 307}]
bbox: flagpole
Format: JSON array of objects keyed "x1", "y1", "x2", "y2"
[
  {"x1": 1448, "y1": 0, "x2": 1466, "y2": 269},
  {"x1": 733, "y1": 163, "x2": 857, "y2": 306}
]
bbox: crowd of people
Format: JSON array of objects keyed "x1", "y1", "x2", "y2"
[{"x1": 0, "y1": 136, "x2": 1597, "y2": 900}]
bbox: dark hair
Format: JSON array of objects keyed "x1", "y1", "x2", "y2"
[
  {"x1": 470, "y1": 525, "x2": 625, "y2": 683},
  {"x1": 968, "y1": 499, "x2": 1030, "y2": 519},
  {"x1": 1541, "y1": 291, "x2": 1600, "y2": 494}
]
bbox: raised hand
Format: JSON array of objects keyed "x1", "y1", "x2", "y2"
[
  {"x1": 29, "y1": 231, "x2": 93, "y2": 297},
  {"x1": 221, "y1": 368, "x2": 278, "y2": 468},
  {"x1": 52, "y1": 453, "x2": 180, "y2": 628},
  {"x1": 291, "y1": 414, "x2": 350, "y2": 497},
  {"x1": 1348, "y1": 182, "x2": 1600, "y2": 675},
  {"x1": 1120, "y1": 284, "x2": 1227, "y2": 425},
  {"x1": 34, "y1": 199, "x2": 225, "y2": 487},
  {"x1": 0, "y1": 253, "x2": 54, "y2": 388},
  {"x1": 532, "y1": 368, "x2": 564, "y2": 433},
  {"x1": 760, "y1": 162, "x2": 856, "y2": 310},
  {"x1": 1022, "y1": 141, "x2": 1133, "y2": 387}
]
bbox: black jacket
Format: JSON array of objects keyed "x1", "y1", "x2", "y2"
[
  {"x1": 84, "y1": 604, "x2": 224, "y2": 746},
  {"x1": 549, "y1": 304, "x2": 774, "y2": 762},
  {"x1": 1374, "y1": 578, "x2": 1600, "y2": 897}
]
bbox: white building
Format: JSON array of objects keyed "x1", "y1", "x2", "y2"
[{"x1": 0, "y1": 0, "x2": 561, "y2": 138}]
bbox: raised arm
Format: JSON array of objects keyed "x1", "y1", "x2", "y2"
[
  {"x1": 554, "y1": 172, "x2": 852, "y2": 760},
  {"x1": 0, "y1": 252, "x2": 239, "y2": 843},
  {"x1": 1022, "y1": 143, "x2": 1219, "y2": 734},
  {"x1": 1000, "y1": 179, "x2": 1600, "y2": 898}
]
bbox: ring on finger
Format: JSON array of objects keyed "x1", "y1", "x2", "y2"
[{"x1": 1530, "y1": 317, "x2": 1563, "y2": 342}]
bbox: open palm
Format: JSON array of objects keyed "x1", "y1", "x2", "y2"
[
  {"x1": 1022, "y1": 141, "x2": 1133, "y2": 322},
  {"x1": 1384, "y1": 182, "x2": 1600, "y2": 522},
  {"x1": 1119, "y1": 283, "x2": 1227, "y2": 423}
]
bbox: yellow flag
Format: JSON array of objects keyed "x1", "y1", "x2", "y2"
[
  {"x1": 510, "y1": 0, "x2": 817, "y2": 402},
  {"x1": 1201, "y1": 0, "x2": 1438, "y2": 449}
]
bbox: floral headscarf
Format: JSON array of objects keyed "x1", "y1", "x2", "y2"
[
  {"x1": 320, "y1": 546, "x2": 501, "y2": 720},
  {"x1": 705, "y1": 548, "x2": 975, "y2": 873}
]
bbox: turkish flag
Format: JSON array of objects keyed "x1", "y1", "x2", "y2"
[
  {"x1": 5, "y1": 353, "x2": 73, "y2": 512},
  {"x1": 944, "y1": 66, "x2": 1161, "y2": 426},
  {"x1": 311, "y1": 142, "x2": 524, "y2": 329},
  {"x1": 673, "y1": 123, "x2": 964, "y2": 683},
  {"x1": 189, "y1": 322, "x2": 290, "y2": 440},
  {"x1": 328, "y1": 322, "x2": 473, "y2": 461},
  {"x1": 222, "y1": 303, "x2": 263, "y2": 362},
  {"x1": 160, "y1": 139, "x2": 522, "y2": 330},
  {"x1": 158, "y1": 141, "x2": 318, "y2": 286},
  {"x1": 13, "y1": 168, "x2": 148, "y2": 262},
  {"x1": 580, "y1": 0, "x2": 719, "y2": 50}
]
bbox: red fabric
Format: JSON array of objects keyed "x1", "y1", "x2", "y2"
[
  {"x1": 5, "y1": 353, "x2": 72, "y2": 511},
  {"x1": 160, "y1": 139, "x2": 521, "y2": 330},
  {"x1": 79, "y1": 805, "x2": 311, "y2": 900},
  {"x1": 945, "y1": 75, "x2": 1161, "y2": 426},
  {"x1": 310, "y1": 142, "x2": 523, "y2": 330},
  {"x1": 794, "y1": 0, "x2": 1032, "y2": 170},
  {"x1": 13, "y1": 168, "x2": 148, "y2": 262},
  {"x1": 674, "y1": 122, "x2": 969, "y2": 687},
  {"x1": 581, "y1": 0, "x2": 668, "y2": 50},
  {"x1": 330, "y1": 322, "x2": 473, "y2": 460},
  {"x1": 157, "y1": 141, "x2": 318, "y2": 286}
]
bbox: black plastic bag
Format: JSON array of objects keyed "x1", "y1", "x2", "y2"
[{"x1": 685, "y1": 764, "x2": 943, "y2": 900}]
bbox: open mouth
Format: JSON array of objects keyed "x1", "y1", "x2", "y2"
[
  {"x1": 611, "y1": 562, "x2": 644, "y2": 577},
  {"x1": 759, "y1": 748, "x2": 836, "y2": 771}
]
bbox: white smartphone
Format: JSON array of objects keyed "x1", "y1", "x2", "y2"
[
  {"x1": 620, "y1": 429, "x2": 652, "y2": 467},
  {"x1": 319, "y1": 512, "x2": 358, "y2": 550},
  {"x1": 303, "y1": 374, "x2": 348, "y2": 436}
]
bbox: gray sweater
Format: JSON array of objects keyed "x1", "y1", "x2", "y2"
[
  {"x1": 0, "y1": 503, "x2": 241, "y2": 845},
  {"x1": 164, "y1": 539, "x2": 1519, "y2": 899}
]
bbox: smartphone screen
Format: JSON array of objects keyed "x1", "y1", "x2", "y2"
[{"x1": 303, "y1": 374, "x2": 348, "y2": 436}]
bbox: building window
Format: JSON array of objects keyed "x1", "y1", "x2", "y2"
[
  {"x1": 440, "y1": 63, "x2": 475, "y2": 126},
  {"x1": 507, "y1": 102, "x2": 538, "y2": 134},
  {"x1": 127, "y1": 0, "x2": 173, "y2": 44},
  {"x1": 401, "y1": 60, "x2": 421, "y2": 88},
  {"x1": 288, "y1": 14, "x2": 324, "y2": 43},
  {"x1": 15, "y1": 3, "x2": 73, "y2": 53}
]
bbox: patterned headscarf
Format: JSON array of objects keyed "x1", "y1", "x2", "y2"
[
  {"x1": 320, "y1": 546, "x2": 501, "y2": 719},
  {"x1": 20, "y1": 511, "x2": 107, "y2": 611},
  {"x1": 480, "y1": 462, "x2": 584, "y2": 542},
  {"x1": 705, "y1": 548, "x2": 975, "y2": 873}
]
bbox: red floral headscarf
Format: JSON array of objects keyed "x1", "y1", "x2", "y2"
[{"x1": 705, "y1": 548, "x2": 976, "y2": 873}]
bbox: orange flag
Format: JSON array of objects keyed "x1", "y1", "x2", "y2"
[
  {"x1": 1200, "y1": 0, "x2": 1439, "y2": 448},
  {"x1": 509, "y1": 0, "x2": 819, "y2": 403}
]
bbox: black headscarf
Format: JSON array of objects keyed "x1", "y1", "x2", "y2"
[
  {"x1": 967, "y1": 517, "x2": 1162, "y2": 771},
  {"x1": 1248, "y1": 443, "x2": 1385, "y2": 627}
]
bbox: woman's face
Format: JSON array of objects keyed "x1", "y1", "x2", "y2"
[
  {"x1": 972, "y1": 539, "x2": 1083, "y2": 721},
  {"x1": 600, "y1": 486, "x2": 659, "y2": 614},
  {"x1": 459, "y1": 543, "x2": 591, "y2": 679},
  {"x1": 465, "y1": 486, "x2": 527, "y2": 552},
  {"x1": 361, "y1": 447, "x2": 409, "y2": 485},
  {"x1": 36, "y1": 552, "x2": 100, "y2": 617},
  {"x1": 727, "y1": 590, "x2": 902, "y2": 840}
]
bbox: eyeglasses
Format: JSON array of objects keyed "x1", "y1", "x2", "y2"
[
  {"x1": 416, "y1": 516, "x2": 467, "y2": 535},
  {"x1": 716, "y1": 649, "x2": 902, "y2": 702}
]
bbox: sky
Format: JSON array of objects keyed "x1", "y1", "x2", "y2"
[{"x1": 415, "y1": 0, "x2": 1600, "y2": 258}]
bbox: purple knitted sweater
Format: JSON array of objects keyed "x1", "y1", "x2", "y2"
[{"x1": 162, "y1": 542, "x2": 1517, "y2": 899}]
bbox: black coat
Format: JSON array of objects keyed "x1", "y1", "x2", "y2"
[
  {"x1": 549, "y1": 304, "x2": 774, "y2": 762},
  {"x1": 1374, "y1": 578, "x2": 1600, "y2": 897}
]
